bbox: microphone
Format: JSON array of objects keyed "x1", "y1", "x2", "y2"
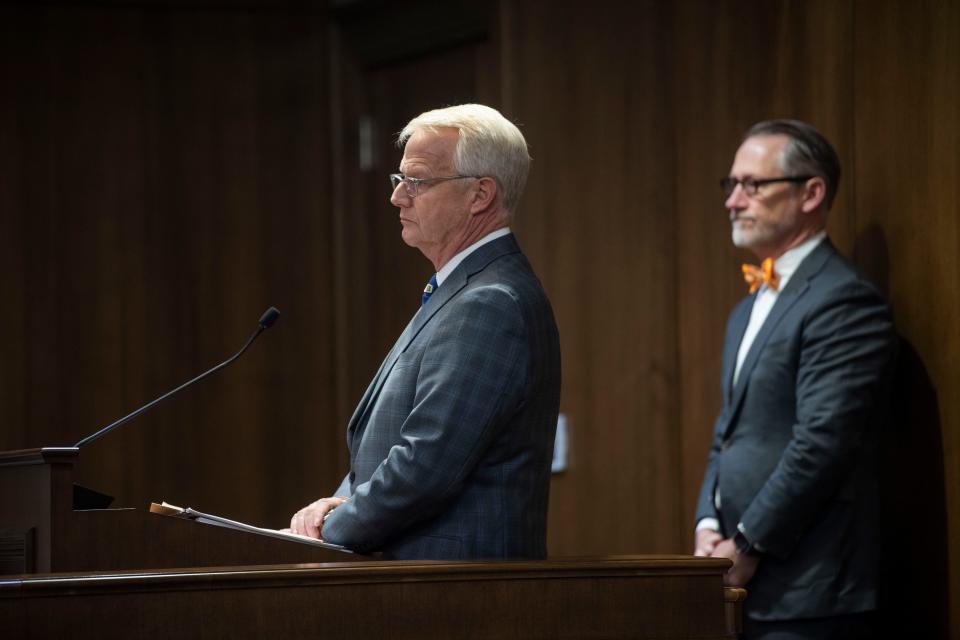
[{"x1": 73, "y1": 307, "x2": 281, "y2": 448}]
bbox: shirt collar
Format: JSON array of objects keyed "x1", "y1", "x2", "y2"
[
  {"x1": 436, "y1": 227, "x2": 512, "y2": 286},
  {"x1": 773, "y1": 230, "x2": 827, "y2": 291}
]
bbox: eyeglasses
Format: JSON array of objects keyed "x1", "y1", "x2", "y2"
[
  {"x1": 389, "y1": 173, "x2": 479, "y2": 198},
  {"x1": 720, "y1": 175, "x2": 815, "y2": 198}
]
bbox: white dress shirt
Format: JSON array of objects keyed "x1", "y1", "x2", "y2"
[
  {"x1": 435, "y1": 227, "x2": 512, "y2": 286},
  {"x1": 696, "y1": 231, "x2": 827, "y2": 537},
  {"x1": 733, "y1": 231, "x2": 827, "y2": 385}
]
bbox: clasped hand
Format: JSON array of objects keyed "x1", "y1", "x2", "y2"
[
  {"x1": 286, "y1": 497, "x2": 347, "y2": 541},
  {"x1": 694, "y1": 528, "x2": 759, "y2": 587}
]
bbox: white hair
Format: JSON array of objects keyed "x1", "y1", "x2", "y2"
[{"x1": 398, "y1": 104, "x2": 531, "y2": 218}]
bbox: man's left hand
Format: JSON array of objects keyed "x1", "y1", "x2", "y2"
[{"x1": 710, "y1": 538, "x2": 760, "y2": 587}]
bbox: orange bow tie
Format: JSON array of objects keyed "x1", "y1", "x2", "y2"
[{"x1": 742, "y1": 258, "x2": 779, "y2": 293}]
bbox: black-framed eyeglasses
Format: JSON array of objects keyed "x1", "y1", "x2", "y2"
[
  {"x1": 720, "y1": 175, "x2": 815, "y2": 198},
  {"x1": 389, "y1": 173, "x2": 480, "y2": 198}
]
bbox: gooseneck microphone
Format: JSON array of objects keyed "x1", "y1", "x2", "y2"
[{"x1": 73, "y1": 307, "x2": 281, "y2": 448}]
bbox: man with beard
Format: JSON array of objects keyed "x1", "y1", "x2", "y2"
[{"x1": 694, "y1": 120, "x2": 896, "y2": 639}]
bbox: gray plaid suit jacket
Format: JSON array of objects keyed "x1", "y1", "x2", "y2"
[
  {"x1": 695, "y1": 239, "x2": 897, "y2": 621},
  {"x1": 322, "y1": 234, "x2": 561, "y2": 560}
]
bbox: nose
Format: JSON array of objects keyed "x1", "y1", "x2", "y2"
[
  {"x1": 724, "y1": 183, "x2": 748, "y2": 211},
  {"x1": 390, "y1": 182, "x2": 410, "y2": 207}
]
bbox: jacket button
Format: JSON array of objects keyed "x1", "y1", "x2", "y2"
[{"x1": 721, "y1": 440, "x2": 731, "y2": 450}]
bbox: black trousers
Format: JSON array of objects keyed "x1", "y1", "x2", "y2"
[{"x1": 741, "y1": 611, "x2": 877, "y2": 640}]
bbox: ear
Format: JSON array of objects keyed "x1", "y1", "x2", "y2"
[
  {"x1": 801, "y1": 177, "x2": 827, "y2": 213},
  {"x1": 469, "y1": 176, "x2": 498, "y2": 214}
]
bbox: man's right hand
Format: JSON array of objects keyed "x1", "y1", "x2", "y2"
[
  {"x1": 289, "y1": 497, "x2": 347, "y2": 540},
  {"x1": 694, "y1": 528, "x2": 722, "y2": 557}
]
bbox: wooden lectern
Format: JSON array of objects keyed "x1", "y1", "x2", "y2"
[
  {"x1": 0, "y1": 447, "x2": 358, "y2": 574},
  {"x1": 0, "y1": 448, "x2": 745, "y2": 638}
]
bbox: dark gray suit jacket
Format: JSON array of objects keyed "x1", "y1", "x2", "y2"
[
  {"x1": 695, "y1": 239, "x2": 896, "y2": 621},
  {"x1": 323, "y1": 234, "x2": 561, "y2": 560}
]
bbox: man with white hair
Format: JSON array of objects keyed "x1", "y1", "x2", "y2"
[{"x1": 290, "y1": 104, "x2": 561, "y2": 560}]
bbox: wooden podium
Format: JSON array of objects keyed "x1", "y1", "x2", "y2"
[
  {"x1": 0, "y1": 448, "x2": 744, "y2": 638},
  {"x1": 0, "y1": 447, "x2": 361, "y2": 574}
]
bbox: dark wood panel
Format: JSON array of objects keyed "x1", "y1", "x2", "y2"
[
  {"x1": 852, "y1": 2, "x2": 958, "y2": 636},
  {"x1": 0, "y1": 4, "x2": 337, "y2": 531},
  {"x1": 2, "y1": 2, "x2": 958, "y2": 634},
  {"x1": 503, "y1": 0, "x2": 682, "y2": 555},
  {"x1": 0, "y1": 556, "x2": 737, "y2": 639}
]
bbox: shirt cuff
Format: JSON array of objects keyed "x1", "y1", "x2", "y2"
[{"x1": 695, "y1": 517, "x2": 720, "y2": 533}]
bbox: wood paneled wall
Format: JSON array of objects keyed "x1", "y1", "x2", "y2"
[
  {"x1": 853, "y1": 3, "x2": 958, "y2": 634},
  {"x1": 0, "y1": 3, "x2": 339, "y2": 525},
  {"x1": 502, "y1": 0, "x2": 958, "y2": 635},
  {"x1": 501, "y1": 0, "x2": 683, "y2": 555},
  {"x1": 1, "y1": 0, "x2": 957, "y2": 636}
]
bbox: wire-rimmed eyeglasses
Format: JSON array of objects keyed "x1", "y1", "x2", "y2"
[{"x1": 389, "y1": 173, "x2": 480, "y2": 198}]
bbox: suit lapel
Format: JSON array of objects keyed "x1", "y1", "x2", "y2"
[
  {"x1": 345, "y1": 313, "x2": 419, "y2": 439},
  {"x1": 723, "y1": 297, "x2": 754, "y2": 403},
  {"x1": 346, "y1": 234, "x2": 521, "y2": 446},
  {"x1": 723, "y1": 240, "x2": 836, "y2": 438}
]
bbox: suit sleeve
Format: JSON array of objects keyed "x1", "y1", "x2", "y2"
[
  {"x1": 739, "y1": 281, "x2": 895, "y2": 558},
  {"x1": 321, "y1": 284, "x2": 528, "y2": 552},
  {"x1": 332, "y1": 474, "x2": 350, "y2": 498},
  {"x1": 695, "y1": 299, "x2": 750, "y2": 530},
  {"x1": 694, "y1": 415, "x2": 723, "y2": 525}
]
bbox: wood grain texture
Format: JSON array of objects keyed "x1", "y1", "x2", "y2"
[
  {"x1": 1, "y1": 556, "x2": 736, "y2": 639},
  {"x1": 0, "y1": 4, "x2": 337, "y2": 530},
  {"x1": 1, "y1": 1, "x2": 958, "y2": 634},
  {"x1": 852, "y1": 2, "x2": 958, "y2": 636},
  {"x1": 503, "y1": 1, "x2": 957, "y2": 633},
  {"x1": 503, "y1": 0, "x2": 683, "y2": 556}
]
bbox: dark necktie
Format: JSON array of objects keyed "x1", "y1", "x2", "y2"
[{"x1": 422, "y1": 274, "x2": 439, "y2": 306}]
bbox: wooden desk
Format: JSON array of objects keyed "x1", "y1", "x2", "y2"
[
  {"x1": 0, "y1": 447, "x2": 360, "y2": 573},
  {"x1": 1, "y1": 448, "x2": 745, "y2": 637},
  {"x1": 1, "y1": 556, "x2": 742, "y2": 639}
]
